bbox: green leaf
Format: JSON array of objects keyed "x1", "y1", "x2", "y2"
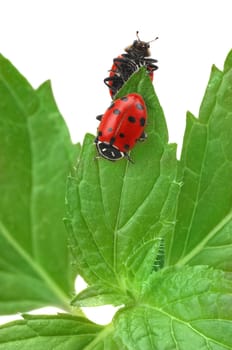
[
  {"x1": 71, "y1": 284, "x2": 130, "y2": 307},
  {"x1": 224, "y1": 49, "x2": 232, "y2": 73},
  {"x1": 66, "y1": 68, "x2": 179, "y2": 305},
  {"x1": 1, "y1": 269, "x2": 231, "y2": 350},
  {"x1": 0, "y1": 55, "x2": 79, "y2": 314},
  {"x1": 0, "y1": 314, "x2": 102, "y2": 350},
  {"x1": 114, "y1": 266, "x2": 232, "y2": 350},
  {"x1": 166, "y1": 50, "x2": 232, "y2": 270},
  {"x1": 0, "y1": 314, "x2": 126, "y2": 350},
  {"x1": 115, "y1": 67, "x2": 168, "y2": 145}
]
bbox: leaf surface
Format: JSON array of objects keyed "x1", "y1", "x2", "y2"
[
  {"x1": 0, "y1": 55, "x2": 79, "y2": 314},
  {"x1": 0, "y1": 314, "x2": 105, "y2": 350},
  {"x1": 114, "y1": 266, "x2": 232, "y2": 350},
  {"x1": 66, "y1": 68, "x2": 179, "y2": 305},
  {"x1": 166, "y1": 50, "x2": 232, "y2": 271}
]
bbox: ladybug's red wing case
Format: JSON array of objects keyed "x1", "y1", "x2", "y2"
[
  {"x1": 95, "y1": 93, "x2": 147, "y2": 162},
  {"x1": 108, "y1": 95, "x2": 147, "y2": 151}
]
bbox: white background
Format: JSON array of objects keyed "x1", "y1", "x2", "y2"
[{"x1": 0, "y1": 0, "x2": 231, "y2": 325}]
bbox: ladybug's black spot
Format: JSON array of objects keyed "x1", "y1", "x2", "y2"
[
  {"x1": 140, "y1": 117, "x2": 146, "y2": 126},
  {"x1": 120, "y1": 96, "x2": 128, "y2": 102},
  {"x1": 108, "y1": 103, "x2": 115, "y2": 110},
  {"x1": 108, "y1": 127, "x2": 113, "y2": 132},
  {"x1": 124, "y1": 144, "x2": 130, "y2": 150},
  {"x1": 119, "y1": 133, "x2": 125, "y2": 138},
  {"x1": 110, "y1": 137, "x2": 116, "y2": 145},
  {"x1": 136, "y1": 103, "x2": 144, "y2": 110},
  {"x1": 98, "y1": 131, "x2": 103, "y2": 137},
  {"x1": 128, "y1": 116, "x2": 136, "y2": 123},
  {"x1": 113, "y1": 109, "x2": 121, "y2": 115}
]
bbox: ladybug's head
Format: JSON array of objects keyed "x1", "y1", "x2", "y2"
[
  {"x1": 125, "y1": 31, "x2": 158, "y2": 58},
  {"x1": 95, "y1": 141, "x2": 124, "y2": 161}
]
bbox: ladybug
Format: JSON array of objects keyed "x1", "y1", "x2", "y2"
[
  {"x1": 95, "y1": 93, "x2": 147, "y2": 161},
  {"x1": 104, "y1": 31, "x2": 158, "y2": 98}
]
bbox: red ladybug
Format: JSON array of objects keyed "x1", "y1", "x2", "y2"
[
  {"x1": 95, "y1": 93, "x2": 147, "y2": 161},
  {"x1": 104, "y1": 31, "x2": 158, "y2": 98}
]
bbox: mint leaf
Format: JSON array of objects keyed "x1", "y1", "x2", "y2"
[
  {"x1": 114, "y1": 266, "x2": 232, "y2": 350},
  {"x1": 0, "y1": 55, "x2": 79, "y2": 314},
  {"x1": 66, "y1": 68, "x2": 179, "y2": 306},
  {"x1": 2, "y1": 45, "x2": 231, "y2": 350},
  {"x1": 115, "y1": 66, "x2": 168, "y2": 145},
  {"x1": 2, "y1": 270, "x2": 231, "y2": 350},
  {"x1": 166, "y1": 50, "x2": 232, "y2": 270},
  {"x1": 0, "y1": 314, "x2": 103, "y2": 349},
  {"x1": 71, "y1": 284, "x2": 130, "y2": 307}
]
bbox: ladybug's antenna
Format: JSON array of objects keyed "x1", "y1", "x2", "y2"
[
  {"x1": 136, "y1": 30, "x2": 141, "y2": 42},
  {"x1": 136, "y1": 31, "x2": 158, "y2": 44},
  {"x1": 148, "y1": 36, "x2": 159, "y2": 44}
]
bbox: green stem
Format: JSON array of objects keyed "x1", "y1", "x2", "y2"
[{"x1": 84, "y1": 323, "x2": 114, "y2": 350}]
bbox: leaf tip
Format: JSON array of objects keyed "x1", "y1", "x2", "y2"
[{"x1": 224, "y1": 48, "x2": 232, "y2": 73}]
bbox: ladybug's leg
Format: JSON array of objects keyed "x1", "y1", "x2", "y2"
[
  {"x1": 114, "y1": 57, "x2": 137, "y2": 68},
  {"x1": 113, "y1": 57, "x2": 138, "y2": 73},
  {"x1": 103, "y1": 77, "x2": 117, "y2": 95},
  {"x1": 144, "y1": 58, "x2": 158, "y2": 71},
  {"x1": 113, "y1": 58, "x2": 138, "y2": 84},
  {"x1": 104, "y1": 76, "x2": 114, "y2": 88},
  {"x1": 138, "y1": 131, "x2": 147, "y2": 142},
  {"x1": 145, "y1": 58, "x2": 158, "y2": 63},
  {"x1": 147, "y1": 63, "x2": 158, "y2": 71},
  {"x1": 112, "y1": 58, "x2": 123, "y2": 71},
  {"x1": 96, "y1": 115, "x2": 103, "y2": 121},
  {"x1": 124, "y1": 152, "x2": 134, "y2": 164},
  {"x1": 112, "y1": 58, "x2": 129, "y2": 81},
  {"x1": 113, "y1": 57, "x2": 130, "y2": 64},
  {"x1": 104, "y1": 76, "x2": 123, "y2": 93},
  {"x1": 104, "y1": 76, "x2": 122, "y2": 84}
]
